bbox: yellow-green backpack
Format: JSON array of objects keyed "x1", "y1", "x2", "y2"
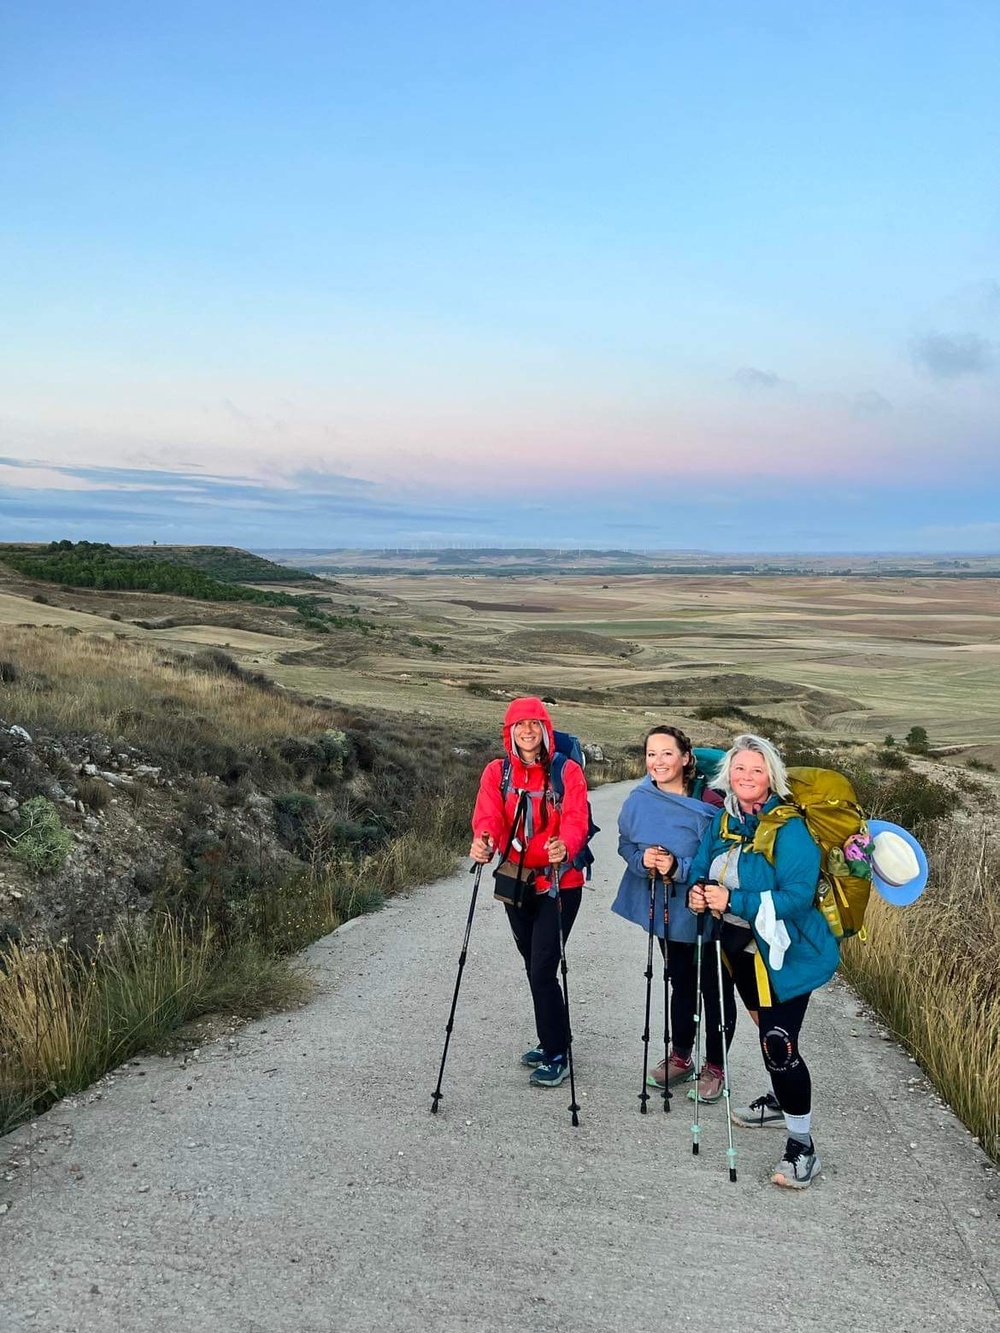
[{"x1": 721, "y1": 766, "x2": 871, "y2": 941}]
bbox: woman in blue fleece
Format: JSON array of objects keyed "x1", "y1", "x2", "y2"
[
  {"x1": 613, "y1": 725, "x2": 721, "y2": 1096},
  {"x1": 688, "y1": 733, "x2": 840, "y2": 1190}
]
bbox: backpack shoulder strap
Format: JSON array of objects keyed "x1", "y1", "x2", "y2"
[
  {"x1": 751, "y1": 802, "x2": 804, "y2": 863},
  {"x1": 500, "y1": 756, "x2": 513, "y2": 799},
  {"x1": 549, "y1": 752, "x2": 568, "y2": 803}
]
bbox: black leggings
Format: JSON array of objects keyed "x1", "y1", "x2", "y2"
[
  {"x1": 683, "y1": 936, "x2": 736, "y2": 1069},
  {"x1": 656, "y1": 938, "x2": 700, "y2": 1061},
  {"x1": 704, "y1": 943, "x2": 816, "y2": 1119},
  {"x1": 505, "y1": 888, "x2": 582, "y2": 1059}
]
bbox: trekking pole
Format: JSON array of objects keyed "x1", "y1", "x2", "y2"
[
  {"x1": 639, "y1": 873, "x2": 656, "y2": 1113},
  {"x1": 430, "y1": 858, "x2": 485, "y2": 1114},
  {"x1": 714, "y1": 929, "x2": 738, "y2": 1182},
  {"x1": 553, "y1": 864, "x2": 581, "y2": 1128},
  {"x1": 691, "y1": 888, "x2": 708, "y2": 1156},
  {"x1": 659, "y1": 867, "x2": 672, "y2": 1114}
]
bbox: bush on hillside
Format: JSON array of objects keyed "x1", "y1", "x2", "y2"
[{"x1": 2, "y1": 797, "x2": 73, "y2": 873}]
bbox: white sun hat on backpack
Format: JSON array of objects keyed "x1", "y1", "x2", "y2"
[{"x1": 867, "y1": 820, "x2": 929, "y2": 906}]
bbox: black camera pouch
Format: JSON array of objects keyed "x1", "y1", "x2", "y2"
[{"x1": 493, "y1": 860, "x2": 538, "y2": 913}]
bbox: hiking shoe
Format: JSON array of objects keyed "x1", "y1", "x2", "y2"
[
  {"x1": 686, "y1": 1062, "x2": 725, "y2": 1103},
  {"x1": 529, "y1": 1055, "x2": 569, "y2": 1088},
  {"x1": 647, "y1": 1052, "x2": 694, "y2": 1089},
  {"x1": 731, "y1": 1091, "x2": 785, "y2": 1129},
  {"x1": 520, "y1": 1046, "x2": 546, "y2": 1068},
  {"x1": 773, "y1": 1137, "x2": 821, "y2": 1189}
]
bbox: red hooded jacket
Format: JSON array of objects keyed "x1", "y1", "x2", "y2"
[{"x1": 471, "y1": 696, "x2": 589, "y2": 892}]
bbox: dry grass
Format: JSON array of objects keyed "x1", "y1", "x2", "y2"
[
  {"x1": 2, "y1": 626, "x2": 327, "y2": 748},
  {"x1": 841, "y1": 818, "x2": 1000, "y2": 1161},
  {"x1": 0, "y1": 919, "x2": 312, "y2": 1134}
]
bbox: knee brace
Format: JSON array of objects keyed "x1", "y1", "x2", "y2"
[{"x1": 762, "y1": 1025, "x2": 800, "y2": 1073}]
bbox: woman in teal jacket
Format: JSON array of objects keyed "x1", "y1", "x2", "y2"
[{"x1": 688, "y1": 733, "x2": 839, "y2": 1190}]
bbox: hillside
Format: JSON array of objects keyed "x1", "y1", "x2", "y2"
[
  {"x1": 0, "y1": 540, "x2": 328, "y2": 608},
  {"x1": 0, "y1": 541, "x2": 321, "y2": 587},
  {"x1": 0, "y1": 627, "x2": 491, "y2": 953},
  {"x1": 125, "y1": 544, "x2": 324, "y2": 584}
]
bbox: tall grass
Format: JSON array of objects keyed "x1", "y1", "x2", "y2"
[
  {"x1": 841, "y1": 819, "x2": 1000, "y2": 1161},
  {"x1": 0, "y1": 919, "x2": 313, "y2": 1134}
]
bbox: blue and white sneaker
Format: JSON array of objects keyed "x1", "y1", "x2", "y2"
[
  {"x1": 529, "y1": 1055, "x2": 569, "y2": 1088},
  {"x1": 520, "y1": 1046, "x2": 546, "y2": 1068}
]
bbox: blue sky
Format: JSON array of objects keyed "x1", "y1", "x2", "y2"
[{"x1": 2, "y1": 1, "x2": 998, "y2": 552}]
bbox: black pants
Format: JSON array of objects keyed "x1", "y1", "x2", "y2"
[
  {"x1": 656, "y1": 938, "x2": 698, "y2": 1059},
  {"x1": 689, "y1": 935, "x2": 738, "y2": 1068},
  {"x1": 704, "y1": 945, "x2": 813, "y2": 1116},
  {"x1": 505, "y1": 887, "x2": 582, "y2": 1059}
]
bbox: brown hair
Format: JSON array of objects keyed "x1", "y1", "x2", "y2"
[{"x1": 643, "y1": 725, "x2": 697, "y2": 792}]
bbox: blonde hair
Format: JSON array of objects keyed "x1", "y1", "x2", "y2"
[{"x1": 712, "y1": 733, "x2": 790, "y2": 798}]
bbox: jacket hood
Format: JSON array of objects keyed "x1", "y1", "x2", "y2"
[{"x1": 502, "y1": 696, "x2": 555, "y2": 764}]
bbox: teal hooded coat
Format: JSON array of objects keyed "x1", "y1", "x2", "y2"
[{"x1": 688, "y1": 794, "x2": 841, "y2": 1002}]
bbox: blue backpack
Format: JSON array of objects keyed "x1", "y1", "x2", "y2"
[{"x1": 500, "y1": 729, "x2": 600, "y2": 878}]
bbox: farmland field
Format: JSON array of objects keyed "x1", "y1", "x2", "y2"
[
  {"x1": 269, "y1": 572, "x2": 1000, "y2": 759},
  {"x1": 2, "y1": 562, "x2": 999, "y2": 762}
]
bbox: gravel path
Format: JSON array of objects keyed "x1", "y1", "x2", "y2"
[{"x1": 2, "y1": 781, "x2": 998, "y2": 1332}]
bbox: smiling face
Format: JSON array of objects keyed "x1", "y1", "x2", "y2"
[
  {"x1": 512, "y1": 717, "x2": 545, "y2": 763},
  {"x1": 645, "y1": 732, "x2": 690, "y2": 793},
  {"x1": 729, "y1": 748, "x2": 772, "y2": 810}
]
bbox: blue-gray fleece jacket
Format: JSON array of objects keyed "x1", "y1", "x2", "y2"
[{"x1": 613, "y1": 778, "x2": 717, "y2": 944}]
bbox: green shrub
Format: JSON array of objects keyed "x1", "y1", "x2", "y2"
[
  {"x1": 272, "y1": 791, "x2": 319, "y2": 853},
  {"x1": 967, "y1": 758, "x2": 997, "y2": 772},
  {"x1": 875, "y1": 747, "x2": 910, "y2": 770},
  {"x1": 905, "y1": 725, "x2": 930, "y2": 754},
  {"x1": 2, "y1": 796, "x2": 74, "y2": 873}
]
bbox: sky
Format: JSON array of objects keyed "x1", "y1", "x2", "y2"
[{"x1": 2, "y1": 1, "x2": 999, "y2": 554}]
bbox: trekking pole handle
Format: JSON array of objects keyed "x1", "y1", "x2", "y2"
[
  {"x1": 469, "y1": 831, "x2": 493, "y2": 869},
  {"x1": 692, "y1": 880, "x2": 709, "y2": 938}
]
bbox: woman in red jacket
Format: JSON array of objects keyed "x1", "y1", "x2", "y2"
[{"x1": 469, "y1": 697, "x2": 590, "y2": 1089}]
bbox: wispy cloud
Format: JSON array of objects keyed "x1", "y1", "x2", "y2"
[
  {"x1": 851, "y1": 390, "x2": 893, "y2": 417},
  {"x1": 910, "y1": 332, "x2": 993, "y2": 379},
  {"x1": 733, "y1": 367, "x2": 794, "y2": 391}
]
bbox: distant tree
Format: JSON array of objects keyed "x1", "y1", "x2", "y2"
[
  {"x1": 883, "y1": 734, "x2": 896, "y2": 748},
  {"x1": 905, "y1": 726, "x2": 930, "y2": 754}
]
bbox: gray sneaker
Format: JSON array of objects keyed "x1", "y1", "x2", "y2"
[
  {"x1": 731, "y1": 1091, "x2": 785, "y2": 1128},
  {"x1": 521, "y1": 1046, "x2": 546, "y2": 1067},
  {"x1": 772, "y1": 1137, "x2": 821, "y2": 1189}
]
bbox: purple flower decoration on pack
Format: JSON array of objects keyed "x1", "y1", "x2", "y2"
[{"x1": 843, "y1": 830, "x2": 873, "y2": 877}]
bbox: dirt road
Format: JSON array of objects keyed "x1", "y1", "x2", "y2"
[{"x1": 2, "y1": 782, "x2": 998, "y2": 1332}]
